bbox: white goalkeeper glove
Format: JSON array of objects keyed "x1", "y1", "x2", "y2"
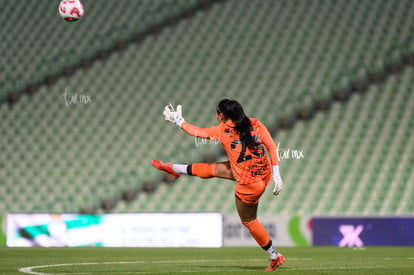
[
  {"x1": 272, "y1": 165, "x2": 284, "y2": 196},
  {"x1": 163, "y1": 103, "x2": 185, "y2": 127}
]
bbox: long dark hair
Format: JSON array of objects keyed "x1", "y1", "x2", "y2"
[{"x1": 216, "y1": 99, "x2": 259, "y2": 149}]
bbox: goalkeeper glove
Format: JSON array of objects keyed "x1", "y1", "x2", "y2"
[
  {"x1": 272, "y1": 165, "x2": 284, "y2": 196},
  {"x1": 163, "y1": 103, "x2": 185, "y2": 127}
]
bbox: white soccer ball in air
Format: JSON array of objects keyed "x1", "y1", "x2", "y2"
[{"x1": 59, "y1": 0, "x2": 84, "y2": 22}]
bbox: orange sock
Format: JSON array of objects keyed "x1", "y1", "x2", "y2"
[
  {"x1": 242, "y1": 219, "x2": 270, "y2": 247},
  {"x1": 190, "y1": 163, "x2": 216, "y2": 178}
]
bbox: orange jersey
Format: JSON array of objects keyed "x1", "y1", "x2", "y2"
[{"x1": 182, "y1": 118, "x2": 278, "y2": 184}]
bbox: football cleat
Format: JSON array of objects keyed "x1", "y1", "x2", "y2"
[
  {"x1": 151, "y1": 160, "x2": 180, "y2": 179},
  {"x1": 265, "y1": 254, "x2": 285, "y2": 271}
]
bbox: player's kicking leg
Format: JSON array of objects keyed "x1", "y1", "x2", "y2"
[{"x1": 151, "y1": 160, "x2": 234, "y2": 180}]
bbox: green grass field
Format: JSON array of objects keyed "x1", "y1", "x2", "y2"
[{"x1": 0, "y1": 247, "x2": 413, "y2": 275}]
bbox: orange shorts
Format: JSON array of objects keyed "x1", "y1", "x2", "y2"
[{"x1": 234, "y1": 173, "x2": 271, "y2": 205}]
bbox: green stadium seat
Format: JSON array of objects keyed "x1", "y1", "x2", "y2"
[{"x1": 1, "y1": 0, "x2": 413, "y2": 216}]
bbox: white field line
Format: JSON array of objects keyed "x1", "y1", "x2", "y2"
[
  {"x1": 18, "y1": 259, "x2": 308, "y2": 275},
  {"x1": 18, "y1": 258, "x2": 413, "y2": 275}
]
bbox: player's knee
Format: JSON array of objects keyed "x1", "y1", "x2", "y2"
[
  {"x1": 215, "y1": 162, "x2": 234, "y2": 180},
  {"x1": 242, "y1": 218, "x2": 257, "y2": 229}
]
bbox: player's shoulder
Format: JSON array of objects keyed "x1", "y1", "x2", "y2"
[{"x1": 249, "y1": 117, "x2": 263, "y2": 127}]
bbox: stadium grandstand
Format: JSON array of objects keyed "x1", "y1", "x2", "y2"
[{"x1": 0, "y1": 0, "x2": 413, "y2": 218}]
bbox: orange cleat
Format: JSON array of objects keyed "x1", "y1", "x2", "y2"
[
  {"x1": 151, "y1": 160, "x2": 180, "y2": 179},
  {"x1": 265, "y1": 254, "x2": 285, "y2": 271}
]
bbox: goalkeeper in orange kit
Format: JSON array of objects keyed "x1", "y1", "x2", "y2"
[{"x1": 152, "y1": 98, "x2": 285, "y2": 271}]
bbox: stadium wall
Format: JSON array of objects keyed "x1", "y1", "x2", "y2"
[
  {"x1": 5, "y1": 213, "x2": 312, "y2": 247},
  {"x1": 5, "y1": 214, "x2": 414, "y2": 247}
]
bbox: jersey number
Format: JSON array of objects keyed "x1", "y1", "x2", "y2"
[{"x1": 231, "y1": 136, "x2": 264, "y2": 163}]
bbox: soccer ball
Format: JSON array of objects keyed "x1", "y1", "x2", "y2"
[{"x1": 59, "y1": 0, "x2": 84, "y2": 22}]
